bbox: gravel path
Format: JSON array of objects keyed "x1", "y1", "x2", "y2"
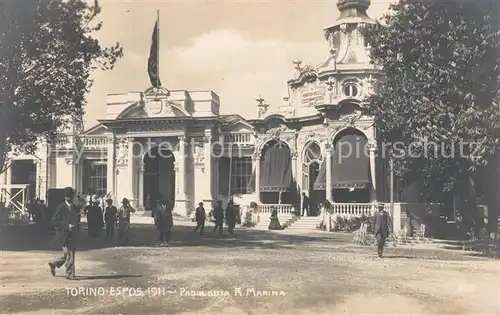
[{"x1": 1, "y1": 222, "x2": 498, "y2": 314}]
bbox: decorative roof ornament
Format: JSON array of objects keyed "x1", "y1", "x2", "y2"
[
  {"x1": 292, "y1": 58, "x2": 303, "y2": 71},
  {"x1": 339, "y1": 23, "x2": 348, "y2": 33},
  {"x1": 326, "y1": 76, "x2": 336, "y2": 91},
  {"x1": 256, "y1": 95, "x2": 269, "y2": 118},
  {"x1": 329, "y1": 48, "x2": 338, "y2": 59}
]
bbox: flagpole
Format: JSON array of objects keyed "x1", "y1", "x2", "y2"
[{"x1": 156, "y1": 9, "x2": 160, "y2": 89}]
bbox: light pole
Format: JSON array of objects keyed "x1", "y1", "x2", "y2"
[
  {"x1": 37, "y1": 175, "x2": 42, "y2": 199},
  {"x1": 389, "y1": 152, "x2": 394, "y2": 216}
]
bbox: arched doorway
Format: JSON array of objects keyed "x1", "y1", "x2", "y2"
[
  {"x1": 143, "y1": 145, "x2": 175, "y2": 208},
  {"x1": 302, "y1": 142, "x2": 324, "y2": 213}
]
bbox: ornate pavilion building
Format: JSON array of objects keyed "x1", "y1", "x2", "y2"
[{"x1": 1, "y1": 0, "x2": 423, "y2": 230}]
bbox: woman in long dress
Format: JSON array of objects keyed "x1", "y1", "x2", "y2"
[
  {"x1": 268, "y1": 207, "x2": 282, "y2": 230},
  {"x1": 86, "y1": 200, "x2": 103, "y2": 237}
]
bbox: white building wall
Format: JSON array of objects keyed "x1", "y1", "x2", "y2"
[{"x1": 54, "y1": 156, "x2": 73, "y2": 189}]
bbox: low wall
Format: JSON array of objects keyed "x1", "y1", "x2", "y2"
[{"x1": 318, "y1": 202, "x2": 440, "y2": 235}]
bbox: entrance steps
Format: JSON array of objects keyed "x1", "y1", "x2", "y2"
[
  {"x1": 286, "y1": 216, "x2": 320, "y2": 231},
  {"x1": 253, "y1": 214, "x2": 294, "y2": 230}
]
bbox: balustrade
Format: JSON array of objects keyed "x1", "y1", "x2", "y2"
[
  {"x1": 259, "y1": 204, "x2": 294, "y2": 215},
  {"x1": 81, "y1": 136, "x2": 108, "y2": 149},
  {"x1": 222, "y1": 133, "x2": 252, "y2": 145},
  {"x1": 327, "y1": 203, "x2": 375, "y2": 217}
]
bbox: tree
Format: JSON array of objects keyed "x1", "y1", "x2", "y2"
[
  {"x1": 363, "y1": 0, "x2": 500, "y2": 230},
  {"x1": 0, "y1": 0, "x2": 123, "y2": 174}
]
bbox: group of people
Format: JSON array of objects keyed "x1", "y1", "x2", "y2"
[
  {"x1": 83, "y1": 196, "x2": 135, "y2": 245},
  {"x1": 193, "y1": 200, "x2": 238, "y2": 236}
]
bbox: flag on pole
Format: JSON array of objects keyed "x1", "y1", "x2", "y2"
[{"x1": 147, "y1": 20, "x2": 161, "y2": 88}]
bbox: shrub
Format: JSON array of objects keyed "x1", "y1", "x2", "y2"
[{"x1": 332, "y1": 214, "x2": 374, "y2": 233}]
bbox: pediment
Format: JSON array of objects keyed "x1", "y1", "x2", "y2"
[
  {"x1": 117, "y1": 100, "x2": 190, "y2": 120},
  {"x1": 83, "y1": 123, "x2": 107, "y2": 136},
  {"x1": 224, "y1": 121, "x2": 254, "y2": 133}
]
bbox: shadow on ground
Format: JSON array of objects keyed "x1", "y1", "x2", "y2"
[{"x1": 0, "y1": 223, "x2": 350, "y2": 252}]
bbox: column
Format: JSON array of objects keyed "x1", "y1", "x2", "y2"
[
  {"x1": 127, "y1": 137, "x2": 135, "y2": 204},
  {"x1": 254, "y1": 154, "x2": 260, "y2": 203},
  {"x1": 178, "y1": 136, "x2": 186, "y2": 196},
  {"x1": 138, "y1": 160, "x2": 144, "y2": 209},
  {"x1": 291, "y1": 153, "x2": 298, "y2": 184},
  {"x1": 106, "y1": 135, "x2": 115, "y2": 199},
  {"x1": 369, "y1": 144, "x2": 377, "y2": 202},
  {"x1": 291, "y1": 132, "x2": 298, "y2": 206},
  {"x1": 326, "y1": 146, "x2": 332, "y2": 202},
  {"x1": 35, "y1": 160, "x2": 42, "y2": 199},
  {"x1": 5, "y1": 162, "x2": 12, "y2": 203},
  {"x1": 173, "y1": 135, "x2": 188, "y2": 216},
  {"x1": 204, "y1": 130, "x2": 213, "y2": 202}
]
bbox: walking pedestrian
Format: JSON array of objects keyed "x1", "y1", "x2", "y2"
[
  {"x1": 194, "y1": 202, "x2": 206, "y2": 235},
  {"x1": 372, "y1": 203, "x2": 392, "y2": 258},
  {"x1": 154, "y1": 198, "x2": 173, "y2": 246},
  {"x1": 212, "y1": 200, "x2": 224, "y2": 235},
  {"x1": 48, "y1": 187, "x2": 78, "y2": 280},
  {"x1": 225, "y1": 201, "x2": 236, "y2": 235}
]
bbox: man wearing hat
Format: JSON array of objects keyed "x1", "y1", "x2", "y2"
[
  {"x1": 118, "y1": 198, "x2": 135, "y2": 246},
  {"x1": 48, "y1": 187, "x2": 78, "y2": 280},
  {"x1": 212, "y1": 200, "x2": 224, "y2": 235},
  {"x1": 372, "y1": 203, "x2": 393, "y2": 258},
  {"x1": 104, "y1": 198, "x2": 118, "y2": 240},
  {"x1": 194, "y1": 202, "x2": 206, "y2": 235}
]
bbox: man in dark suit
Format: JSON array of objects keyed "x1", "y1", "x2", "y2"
[
  {"x1": 48, "y1": 187, "x2": 78, "y2": 280},
  {"x1": 212, "y1": 200, "x2": 224, "y2": 235},
  {"x1": 194, "y1": 202, "x2": 206, "y2": 236},
  {"x1": 372, "y1": 203, "x2": 392, "y2": 258},
  {"x1": 225, "y1": 201, "x2": 236, "y2": 235}
]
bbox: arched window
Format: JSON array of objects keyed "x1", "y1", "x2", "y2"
[
  {"x1": 304, "y1": 142, "x2": 322, "y2": 164},
  {"x1": 343, "y1": 84, "x2": 358, "y2": 98},
  {"x1": 302, "y1": 142, "x2": 322, "y2": 194}
]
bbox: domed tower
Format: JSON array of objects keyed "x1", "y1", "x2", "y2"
[
  {"x1": 283, "y1": 0, "x2": 381, "y2": 119},
  {"x1": 321, "y1": 0, "x2": 376, "y2": 71}
]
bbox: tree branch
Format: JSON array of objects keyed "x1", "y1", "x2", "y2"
[{"x1": 0, "y1": 159, "x2": 12, "y2": 175}]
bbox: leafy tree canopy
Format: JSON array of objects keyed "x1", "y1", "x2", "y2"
[
  {"x1": 0, "y1": 0, "x2": 123, "y2": 172},
  {"x1": 363, "y1": 0, "x2": 500, "y2": 207}
]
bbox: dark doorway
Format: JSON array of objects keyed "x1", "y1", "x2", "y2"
[
  {"x1": 143, "y1": 146, "x2": 175, "y2": 207},
  {"x1": 308, "y1": 161, "x2": 323, "y2": 214}
]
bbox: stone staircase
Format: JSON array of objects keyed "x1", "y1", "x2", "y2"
[
  {"x1": 253, "y1": 215, "x2": 320, "y2": 231},
  {"x1": 285, "y1": 216, "x2": 320, "y2": 231},
  {"x1": 253, "y1": 214, "x2": 294, "y2": 230}
]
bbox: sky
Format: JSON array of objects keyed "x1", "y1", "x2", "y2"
[{"x1": 85, "y1": 0, "x2": 393, "y2": 128}]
